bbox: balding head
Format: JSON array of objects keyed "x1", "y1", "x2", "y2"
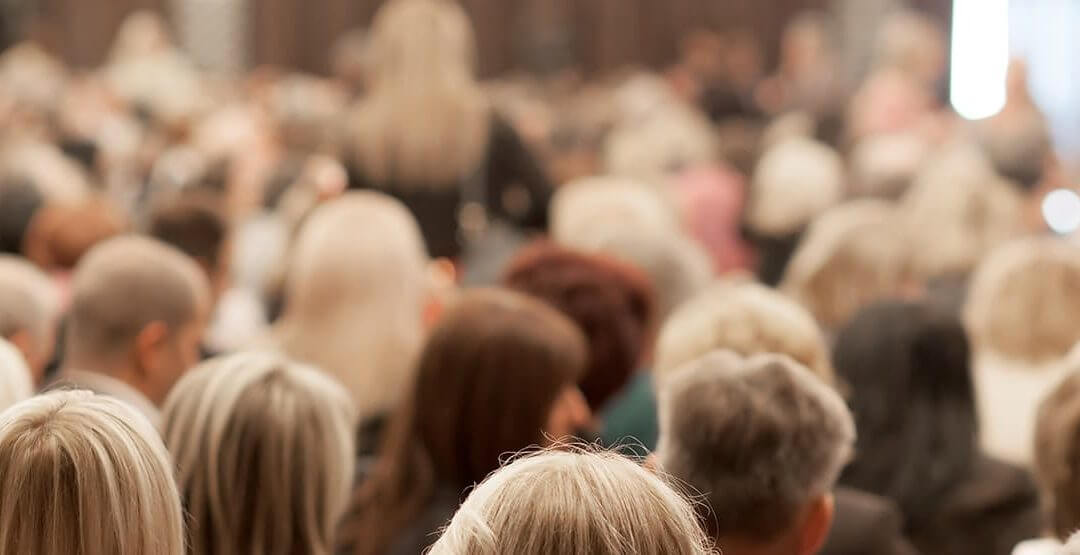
[
  {"x1": 0, "y1": 255, "x2": 59, "y2": 382},
  {"x1": 67, "y1": 236, "x2": 210, "y2": 404}
]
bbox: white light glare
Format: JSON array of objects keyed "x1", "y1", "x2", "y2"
[
  {"x1": 950, "y1": 0, "x2": 1010, "y2": 120},
  {"x1": 1042, "y1": 189, "x2": 1080, "y2": 235}
]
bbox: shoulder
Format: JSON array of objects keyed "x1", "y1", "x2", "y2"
[{"x1": 825, "y1": 487, "x2": 913, "y2": 555}]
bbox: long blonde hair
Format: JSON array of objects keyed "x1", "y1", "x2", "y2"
[
  {"x1": 163, "y1": 351, "x2": 357, "y2": 555},
  {"x1": 0, "y1": 390, "x2": 185, "y2": 555},
  {"x1": 348, "y1": 0, "x2": 490, "y2": 187},
  {"x1": 429, "y1": 449, "x2": 716, "y2": 554},
  {"x1": 273, "y1": 192, "x2": 429, "y2": 422}
]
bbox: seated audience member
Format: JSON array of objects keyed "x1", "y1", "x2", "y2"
[
  {"x1": 0, "y1": 338, "x2": 32, "y2": 411},
  {"x1": 0, "y1": 177, "x2": 44, "y2": 255},
  {"x1": 837, "y1": 301, "x2": 1041, "y2": 555},
  {"x1": 429, "y1": 450, "x2": 716, "y2": 555},
  {"x1": 163, "y1": 351, "x2": 357, "y2": 555},
  {"x1": 781, "y1": 200, "x2": 909, "y2": 333},
  {"x1": 22, "y1": 196, "x2": 128, "y2": 273},
  {"x1": 341, "y1": 289, "x2": 591, "y2": 555},
  {"x1": 0, "y1": 390, "x2": 184, "y2": 554},
  {"x1": 0, "y1": 255, "x2": 59, "y2": 382},
  {"x1": 672, "y1": 165, "x2": 754, "y2": 275},
  {"x1": 272, "y1": 192, "x2": 436, "y2": 450},
  {"x1": 148, "y1": 190, "x2": 230, "y2": 304},
  {"x1": 847, "y1": 132, "x2": 928, "y2": 200},
  {"x1": 1018, "y1": 371, "x2": 1080, "y2": 554},
  {"x1": 743, "y1": 136, "x2": 844, "y2": 286},
  {"x1": 52, "y1": 236, "x2": 211, "y2": 427},
  {"x1": 965, "y1": 237, "x2": 1080, "y2": 465},
  {"x1": 655, "y1": 350, "x2": 864, "y2": 555},
  {"x1": 504, "y1": 242, "x2": 657, "y2": 413}
]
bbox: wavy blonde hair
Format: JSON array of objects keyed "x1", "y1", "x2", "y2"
[
  {"x1": 163, "y1": 351, "x2": 357, "y2": 555},
  {"x1": 429, "y1": 449, "x2": 716, "y2": 555},
  {"x1": 347, "y1": 0, "x2": 490, "y2": 187},
  {"x1": 0, "y1": 390, "x2": 184, "y2": 555},
  {"x1": 965, "y1": 237, "x2": 1080, "y2": 364}
]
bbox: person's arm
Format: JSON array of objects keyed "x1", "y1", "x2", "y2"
[{"x1": 483, "y1": 114, "x2": 553, "y2": 231}]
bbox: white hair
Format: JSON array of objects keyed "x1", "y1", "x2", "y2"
[
  {"x1": 747, "y1": 137, "x2": 844, "y2": 236},
  {"x1": 849, "y1": 132, "x2": 929, "y2": 198},
  {"x1": 0, "y1": 255, "x2": 58, "y2": 343},
  {"x1": 0, "y1": 338, "x2": 31, "y2": 413}
]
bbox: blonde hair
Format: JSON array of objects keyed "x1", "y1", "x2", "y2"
[
  {"x1": 347, "y1": 0, "x2": 490, "y2": 187},
  {"x1": 654, "y1": 282, "x2": 834, "y2": 384},
  {"x1": 965, "y1": 238, "x2": 1080, "y2": 363},
  {"x1": 0, "y1": 390, "x2": 184, "y2": 555},
  {"x1": 551, "y1": 176, "x2": 679, "y2": 242},
  {"x1": 429, "y1": 449, "x2": 715, "y2": 555},
  {"x1": 747, "y1": 137, "x2": 844, "y2": 236},
  {"x1": 0, "y1": 338, "x2": 32, "y2": 412},
  {"x1": 603, "y1": 98, "x2": 720, "y2": 184},
  {"x1": 781, "y1": 200, "x2": 908, "y2": 330},
  {"x1": 163, "y1": 351, "x2": 357, "y2": 555},
  {"x1": 274, "y1": 192, "x2": 428, "y2": 422}
]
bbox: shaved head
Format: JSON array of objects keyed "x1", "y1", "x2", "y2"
[{"x1": 68, "y1": 236, "x2": 209, "y2": 360}]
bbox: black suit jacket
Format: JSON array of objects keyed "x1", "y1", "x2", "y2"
[{"x1": 823, "y1": 487, "x2": 920, "y2": 555}]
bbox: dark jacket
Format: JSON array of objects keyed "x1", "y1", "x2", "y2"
[
  {"x1": 384, "y1": 486, "x2": 460, "y2": 555},
  {"x1": 825, "y1": 487, "x2": 920, "y2": 555},
  {"x1": 348, "y1": 114, "x2": 552, "y2": 259}
]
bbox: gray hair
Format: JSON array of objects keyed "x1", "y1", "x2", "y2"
[
  {"x1": 656, "y1": 350, "x2": 855, "y2": 541},
  {"x1": 747, "y1": 137, "x2": 844, "y2": 236},
  {"x1": 0, "y1": 254, "x2": 58, "y2": 342}
]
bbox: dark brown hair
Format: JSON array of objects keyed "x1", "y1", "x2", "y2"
[
  {"x1": 148, "y1": 192, "x2": 228, "y2": 272},
  {"x1": 503, "y1": 241, "x2": 657, "y2": 411},
  {"x1": 342, "y1": 289, "x2": 587, "y2": 555}
]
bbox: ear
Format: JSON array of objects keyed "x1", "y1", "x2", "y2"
[
  {"x1": 133, "y1": 321, "x2": 170, "y2": 378},
  {"x1": 798, "y1": 493, "x2": 835, "y2": 555}
]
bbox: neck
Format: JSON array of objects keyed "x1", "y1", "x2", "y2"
[
  {"x1": 714, "y1": 534, "x2": 800, "y2": 555},
  {"x1": 62, "y1": 353, "x2": 143, "y2": 392}
]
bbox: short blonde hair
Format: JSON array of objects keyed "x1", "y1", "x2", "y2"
[
  {"x1": 551, "y1": 175, "x2": 679, "y2": 243},
  {"x1": 163, "y1": 351, "x2": 357, "y2": 555},
  {"x1": 781, "y1": 200, "x2": 908, "y2": 331},
  {"x1": 965, "y1": 237, "x2": 1080, "y2": 363},
  {"x1": 0, "y1": 338, "x2": 32, "y2": 412},
  {"x1": 429, "y1": 449, "x2": 715, "y2": 555},
  {"x1": 747, "y1": 137, "x2": 844, "y2": 236},
  {"x1": 0, "y1": 390, "x2": 184, "y2": 555},
  {"x1": 655, "y1": 282, "x2": 834, "y2": 384}
]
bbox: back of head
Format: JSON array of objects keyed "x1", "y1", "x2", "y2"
[
  {"x1": 835, "y1": 301, "x2": 976, "y2": 520},
  {"x1": 163, "y1": 351, "x2": 357, "y2": 555},
  {"x1": 551, "y1": 175, "x2": 680, "y2": 245},
  {"x1": 655, "y1": 282, "x2": 834, "y2": 384},
  {"x1": 504, "y1": 242, "x2": 657, "y2": 410},
  {"x1": 603, "y1": 98, "x2": 720, "y2": 184},
  {"x1": 848, "y1": 132, "x2": 929, "y2": 199},
  {"x1": 872, "y1": 10, "x2": 947, "y2": 87},
  {"x1": 278, "y1": 192, "x2": 428, "y2": 420},
  {"x1": 656, "y1": 351, "x2": 854, "y2": 543},
  {"x1": 747, "y1": 137, "x2": 844, "y2": 237},
  {"x1": 148, "y1": 191, "x2": 229, "y2": 277},
  {"x1": 781, "y1": 200, "x2": 908, "y2": 331},
  {"x1": 1034, "y1": 369, "x2": 1080, "y2": 540},
  {"x1": 965, "y1": 237, "x2": 1080, "y2": 364},
  {"x1": 0, "y1": 254, "x2": 58, "y2": 376},
  {"x1": 0, "y1": 338, "x2": 32, "y2": 412},
  {"x1": 67, "y1": 235, "x2": 208, "y2": 362},
  {"x1": 976, "y1": 107, "x2": 1053, "y2": 192},
  {"x1": 430, "y1": 450, "x2": 715, "y2": 555},
  {"x1": 0, "y1": 390, "x2": 184, "y2": 555},
  {"x1": 23, "y1": 197, "x2": 128, "y2": 271}
]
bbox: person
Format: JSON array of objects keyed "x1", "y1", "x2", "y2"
[
  {"x1": 503, "y1": 241, "x2": 657, "y2": 412},
  {"x1": 429, "y1": 450, "x2": 716, "y2": 554},
  {"x1": 344, "y1": 0, "x2": 552, "y2": 259},
  {"x1": 51, "y1": 235, "x2": 211, "y2": 427},
  {"x1": 836, "y1": 301, "x2": 1041, "y2": 555},
  {"x1": 163, "y1": 351, "x2": 357, "y2": 555},
  {"x1": 148, "y1": 190, "x2": 231, "y2": 305},
  {"x1": 340, "y1": 289, "x2": 592, "y2": 555},
  {"x1": 272, "y1": 192, "x2": 437, "y2": 446},
  {"x1": 0, "y1": 254, "x2": 59, "y2": 383},
  {"x1": 965, "y1": 237, "x2": 1080, "y2": 465},
  {"x1": 0, "y1": 390, "x2": 185, "y2": 554},
  {"x1": 0, "y1": 177, "x2": 44, "y2": 255},
  {"x1": 0, "y1": 337, "x2": 32, "y2": 412},
  {"x1": 781, "y1": 200, "x2": 909, "y2": 332},
  {"x1": 656, "y1": 351, "x2": 858, "y2": 555},
  {"x1": 742, "y1": 136, "x2": 844, "y2": 286}
]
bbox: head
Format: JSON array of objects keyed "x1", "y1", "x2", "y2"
[
  {"x1": 976, "y1": 107, "x2": 1053, "y2": 192},
  {"x1": 430, "y1": 450, "x2": 716, "y2": 555},
  {"x1": 163, "y1": 352, "x2": 357, "y2": 555},
  {"x1": 781, "y1": 200, "x2": 909, "y2": 331},
  {"x1": 872, "y1": 11, "x2": 947, "y2": 88},
  {"x1": 0, "y1": 390, "x2": 184, "y2": 555},
  {"x1": 1033, "y1": 369, "x2": 1080, "y2": 540},
  {"x1": 655, "y1": 282, "x2": 834, "y2": 385},
  {"x1": 275, "y1": 192, "x2": 430, "y2": 422},
  {"x1": 346, "y1": 289, "x2": 589, "y2": 553},
  {"x1": 835, "y1": 301, "x2": 977, "y2": 523},
  {"x1": 603, "y1": 100, "x2": 720, "y2": 184},
  {"x1": 0, "y1": 338, "x2": 32, "y2": 412},
  {"x1": 746, "y1": 137, "x2": 843, "y2": 238},
  {"x1": 66, "y1": 236, "x2": 211, "y2": 405},
  {"x1": 848, "y1": 132, "x2": 929, "y2": 199},
  {"x1": 0, "y1": 255, "x2": 59, "y2": 383},
  {"x1": 551, "y1": 176, "x2": 680, "y2": 243},
  {"x1": 504, "y1": 242, "x2": 657, "y2": 410},
  {"x1": 23, "y1": 197, "x2": 128, "y2": 271},
  {"x1": 965, "y1": 238, "x2": 1080, "y2": 364},
  {"x1": 148, "y1": 191, "x2": 231, "y2": 303},
  {"x1": 656, "y1": 351, "x2": 854, "y2": 555},
  {"x1": 348, "y1": 0, "x2": 490, "y2": 186}
]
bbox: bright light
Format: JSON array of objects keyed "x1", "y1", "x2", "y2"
[
  {"x1": 1042, "y1": 189, "x2": 1080, "y2": 235},
  {"x1": 950, "y1": 0, "x2": 1010, "y2": 120}
]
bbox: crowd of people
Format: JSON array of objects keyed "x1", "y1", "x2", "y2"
[{"x1": 0, "y1": 0, "x2": 1079, "y2": 553}]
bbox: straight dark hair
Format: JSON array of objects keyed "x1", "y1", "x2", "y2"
[
  {"x1": 835, "y1": 301, "x2": 977, "y2": 527},
  {"x1": 342, "y1": 289, "x2": 587, "y2": 555}
]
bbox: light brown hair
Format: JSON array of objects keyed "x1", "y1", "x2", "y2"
[{"x1": 1034, "y1": 369, "x2": 1080, "y2": 539}]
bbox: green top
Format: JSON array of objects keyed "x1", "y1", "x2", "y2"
[{"x1": 598, "y1": 371, "x2": 658, "y2": 460}]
